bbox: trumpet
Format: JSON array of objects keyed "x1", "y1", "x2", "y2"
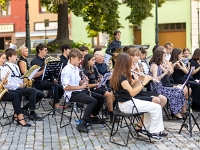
[{"x1": 131, "y1": 69, "x2": 160, "y2": 83}]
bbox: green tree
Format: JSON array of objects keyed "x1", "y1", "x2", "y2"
[{"x1": 0, "y1": 0, "x2": 165, "y2": 44}]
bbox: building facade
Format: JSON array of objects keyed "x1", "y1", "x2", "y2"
[{"x1": 0, "y1": 0, "x2": 197, "y2": 55}]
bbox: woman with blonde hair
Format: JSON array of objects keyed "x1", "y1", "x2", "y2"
[{"x1": 17, "y1": 45, "x2": 30, "y2": 75}]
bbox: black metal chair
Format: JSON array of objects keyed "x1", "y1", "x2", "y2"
[
  {"x1": 0, "y1": 101, "x2": 12, "y2": 126},
  {"x1": 110, "y1": 89, "x2": 151, "y2": 146},
  {"x1": 36, "y1": 89, "x2": 54, "y2": 111},
  {"x1": 60, "y1": 96, "x2": 84, "y2": 128}
]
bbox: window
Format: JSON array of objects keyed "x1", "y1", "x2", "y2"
[
  {"x1": 92, "y1": 33, "x2": 110, "y2": 48},
  {"x1": 158, "y1": 23, "x2": 186, "y2": 31},
  {"x1": 39, "y1": 1, "x2": 49, "y2": 13},
  {"x1": 40, "y1": 6, "x2": 47, "y2": 13},
  {"x1": 0, "y1": 2, "x2": 11, "y2": 16}
]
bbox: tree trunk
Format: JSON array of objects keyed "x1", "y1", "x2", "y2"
[
  {"x1": 48, "y1": 2, "x2": 72, "y2": 52},
  {"x1": 56, "y1": 2, "x2": 70, "y2": 42}
]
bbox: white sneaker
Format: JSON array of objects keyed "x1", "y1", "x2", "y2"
[
  {"x1": 149, "y1": 133, "x2": 163, "y2": 142},
  {"x1": 137, "y1": 129, "x2": 150, "y2": 139}
]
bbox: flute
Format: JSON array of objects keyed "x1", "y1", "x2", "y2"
[{"x1": 131, "y1": 69, "x2": 160, "y2": 83}]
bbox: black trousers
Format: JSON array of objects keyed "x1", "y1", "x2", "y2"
[
  {"x1": 70, "y1": 90, "x2": 102, "y2": 123},
  {"x1": 34, "y1": 82, "x2": 64, "y2": 103},
  {"x1": 1, "y1": 90, "x2": 22, "y2": 115},
  {"x1": 16, "y1": 87, "x2": 44, "y2": 110}
]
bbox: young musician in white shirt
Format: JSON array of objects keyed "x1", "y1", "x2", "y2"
[
  {"x1": 3, "y1": 48, "x2": 44, "y2": 120},
  {"x1": 61, "y1": 48, "x2": 102, "y2": 133}
]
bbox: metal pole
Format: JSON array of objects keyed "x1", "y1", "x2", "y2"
[
  {"x1": 25, "y1": 0, "x2": 31, "y2": 53},
  {"x1": 198, "y1": 8, "x2": 200, "y2": 48},
  {"x1": 155, "y1": 0, "x2": 159, "y2": 45}
]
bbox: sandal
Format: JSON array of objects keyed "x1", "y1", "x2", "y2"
[
  {"x1": 158, "y1": 131, "x2": 168, "y2": 137},
  {"x1": 135, "y1": 124, "x2": 142, "y2": 132}
]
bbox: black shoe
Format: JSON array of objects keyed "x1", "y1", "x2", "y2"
[
  {"x1": 23, "y1": 110, "x2": 30, "y2": 117},
  {"x1": 110, "y1": 113, "x2": 120, "y2": 123},
  {"x1": 29, "y1": 112, "x2": 42, "y2": 120},
  {"x1": 77, "y1": 103, "x2": 84, "y2": 108},
  {"x1": 76, "y1": 122, "x2": 88, "y2": 133},
  {"x1": 17, "y1": 119, "x2": 31, "y2": 127},
  {"x1": 91, "y1": 116, "x2": 102, "y2": 124}
]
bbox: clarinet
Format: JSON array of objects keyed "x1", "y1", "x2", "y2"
[
  {"x1": 80, "y1": 69, "x2": 91, "y2": 96},
  {"x1": 94, "y1": 65, "x2": 102, "y2": 82}
]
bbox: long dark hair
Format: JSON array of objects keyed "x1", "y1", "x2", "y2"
[
  {"x1": 82, "y1": 53, "x2": 94, "y2": 74},
  {"x1": 110, "y1": 53, "x2": 132, "y2": 91},
  {"x1": 149, "y1": 48, "x2": 165, "y2": 66},
  {"x1": 170, "y1": 48, "x2": 182, "y2": 63},
  {"x1": 191, "y1": 48, "x2": 200, "y2": 60}
]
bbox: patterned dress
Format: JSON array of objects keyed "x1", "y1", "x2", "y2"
[{"x1": 149, "y1": 63, "x2": 185, "y2": 114}]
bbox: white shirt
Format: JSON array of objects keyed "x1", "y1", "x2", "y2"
[
  {"x1": 2, "y1": 62, "x2": 23, "y2": 90},
  {"x1": 61, "y1": 63, "x2": 81, "y2": 101},
  {"x1": 166, "y1": 54, "x2": 171, "y2": 61},
  {"x1": 138, "y1": 59, "x2": 149, "y2": 75}
]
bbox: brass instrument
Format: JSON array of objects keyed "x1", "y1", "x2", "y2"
[
  {"x1": 0, "y1": 71, "x2": 9, "y2": 100},
  {"x1": 45, "y1": 54, "x2": 60, "y2": 64}
]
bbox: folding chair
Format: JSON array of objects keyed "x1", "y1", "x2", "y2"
[
  {"x1": 36, "y1": 89, "x2": 54, "y2": 111},
  {"x1": 0, "y1": 101, "x2": 12, "y2": 126},
  {"x1": 60, "y1": 96, "x2": 84, "y2": 128},
  {"x1": 110, "y1": 89, "x2": 151, "y2": 146},
  {"x1": 163, "y1": 101, "x2": 172, "y2": 120}
]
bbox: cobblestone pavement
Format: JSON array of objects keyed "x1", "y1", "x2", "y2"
[{"x1": 1, "y1": 100, "x2": 200, "y2": 150}]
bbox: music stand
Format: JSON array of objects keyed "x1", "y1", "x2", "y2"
[
  {"x1": 41, "y1": 61, "x2": 63, "y2": 119},
  {"x1": 178, "y1": 67, "x2": 200, "y2": 137}
]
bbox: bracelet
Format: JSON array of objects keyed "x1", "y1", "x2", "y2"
[{"x1": 140, "y1": 82, "x2": 144, "y2": 87}]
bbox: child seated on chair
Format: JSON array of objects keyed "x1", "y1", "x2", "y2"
[{"x1": 61, "y1": 48, "x2": 102, "y2": 133}]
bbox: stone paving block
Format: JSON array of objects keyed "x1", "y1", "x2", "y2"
[{"x1": 2, "y1": 102, "x2": 200, "y2": 149}]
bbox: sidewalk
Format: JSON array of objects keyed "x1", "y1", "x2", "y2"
[{"x1": 1, "y1": 101, "x2": 200, "y2": 150}]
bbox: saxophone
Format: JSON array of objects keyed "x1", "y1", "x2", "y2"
[
  {"x1": 45, "y1": 54, "x2": 60, "y2": 64},
  {"x1": 0, "y1": 71, "x2": 9, "y2": 100}
]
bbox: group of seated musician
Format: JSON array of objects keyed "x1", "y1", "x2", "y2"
[{"x1": 3, "y1": 40, "x2": 200, "y2": 142}]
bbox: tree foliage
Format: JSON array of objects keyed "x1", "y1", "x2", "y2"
[
  {"x1": 0, "y1": 0, "x2": 166, "y2": 39},
  {"x1": 0, "y1": 0, "x2": 9, "y2": 10},
  {"x1": 124, "y1": 0, "x2": 165, "y2": 25}
]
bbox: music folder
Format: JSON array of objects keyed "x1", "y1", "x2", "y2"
[
  {"x1": 22, "y1": 65, "x2": 41, "y2": 80},
  {"x1": 176, "y1": 66, "x2": 195, "y2": 90}
]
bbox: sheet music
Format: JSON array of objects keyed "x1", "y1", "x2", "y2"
[
  {"x1": 22, "y1": 65, "x2": 41, "y2": 79},
  {"x1": 97, "y1": 72, "x2": 111, "y2": 88},
  {"x1": 28, "y1": 67, "x2": 40, "y2": 80},
  {"x1": 104, "y1": 53, "x2": 112, "y2": 64},
  {"x1": 42, "y1": 61, "x2": 63, "y2": 81}
]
